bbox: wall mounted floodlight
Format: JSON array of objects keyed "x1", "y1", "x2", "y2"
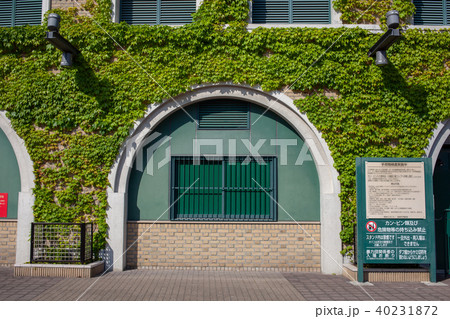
[
  {"x1": 368, "y1": 10, "x2": 402, "y2": 66},
  {"x1": 45, "y1": 13, "x2": 80, "y2": 67}
]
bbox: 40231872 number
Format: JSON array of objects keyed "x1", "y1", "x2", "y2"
[{"x1": 375, "y1": 305, "x2": 438, "y2": 316}]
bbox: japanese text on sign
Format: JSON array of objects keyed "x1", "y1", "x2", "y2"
[
  {"x1": 365, "y1": 162, "x2": 426, "y2": 219},
  {"x1": 364, "y1": 220, "x2": 428, "y2": 262}
]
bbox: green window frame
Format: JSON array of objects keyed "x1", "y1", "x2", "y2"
[
  {"x1": 170, "y1": 156, "x2": 277, "y2": 221},
  {"x1": 0, "y1": 0, "x2": 42, "y2": 27},
  {"x1": 413, "y1": 0, "x2": 449, "y2": 25},
  {"x1": 251, "y1": 0, "x2": 331, "y2": 24},
  {"x1": 120, "y1": 0, "x2": 196, "y2": 25}
]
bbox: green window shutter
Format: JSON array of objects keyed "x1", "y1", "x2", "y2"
[
  {"x1": 120, "y1": 0, "x2": 158, "y2": 25},
  {"x1": 447, "y1": 0, "x2": 450, "y2": 24},
  {"x1": 0, "y1": 0, "x2": 41, "y2": 27},
  {"x1": 171, "y1": 157, "x2": 277, "y2": 221},
  {"x1": 252, "y1": 0, "x2": 290, "y2": 24},
  {"x1": 160, "y1": 0, "x2": 196, "y2": 25},
  {"x1": 120, "y1": 0, "x2": 195, "y2": 25},
  {"x1": 252, "y1": 0, "x2": 330, "y2": 24},
  {"x1": 413, "y1": 0, "x2": 447, "y2": 25},
  {"x1": 292, "y1": 0, "x2": 330, "y2": 24},
  {"x1": 14, "y1": 0, "x2": 42, "y2": 26},
  {"x1": 198, "y1": 100, "x2": 249, "y2": 130},
  {"x1": 0, "y1": 1, "x2": 13, "y2": 27}
]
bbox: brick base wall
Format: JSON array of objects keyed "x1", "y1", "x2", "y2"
[
  {"x1": 0, "y1": 220, "x2": 17, "y2": 266},
  {"x1": 126, "y1": 222, "x2": 321, "y2": 271}
]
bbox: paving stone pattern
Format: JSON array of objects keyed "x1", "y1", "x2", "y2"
[
  {"x1": 283, "y1": 272, "x2": 450, "y2": 301},
  {"x1": 33, "y1": 269, "x2": 304, "y2": 301},
  {"x1": 1, "y1": 267, "x2": 449, "y2": 301},
  {"x1": 0, "y1": 267, "x2": 63, "y2": 301}
]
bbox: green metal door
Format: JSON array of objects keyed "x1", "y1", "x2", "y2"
[{"x1": 433, "y1": 145, "x2": 450, "y2": 274}]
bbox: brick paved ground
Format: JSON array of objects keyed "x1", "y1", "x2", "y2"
[
  {"x1": 0, "y1": 267, "x2": 449, "y2": 301},
  {"x1": 0, "y1": 267, "x2": 64, "y2": 301},
  {"x1": 33, "y1": 269, "x2": 304, "y2": 301},
  {"x1": 282, "y1": 272, "x2": 450, "y2": 301}
]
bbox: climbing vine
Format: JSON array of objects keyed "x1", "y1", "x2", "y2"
[
  {"x1": 0, "y1": 0, "x2": 449, "y2": 257},
  {"x1": 333, "y1": 0, "x2": 416, "y2": 24}
]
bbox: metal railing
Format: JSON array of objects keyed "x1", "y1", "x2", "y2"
[{"x1": 30, "y1": 223, "x2": 93, "y2": 264}]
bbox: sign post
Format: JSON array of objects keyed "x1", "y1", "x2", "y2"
[
  {"x1": 0, "y1": 193, "x2": 8, "y2": 218},
  {"x1": 356, "y1": 158, "x2": 436, "y2": 282}
]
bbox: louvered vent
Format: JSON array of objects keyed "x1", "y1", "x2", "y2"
[
  {"x1": 121, "y1": 0, "x2": 195, "y2": 25},
  {"x1": 413, "y1": 0, "x2": 447, "y2": 25},
  {"x1": 0, "y1": 0, "x2": 41, "y2": 27},
  {"x1": 0, "y1": 1, "x2": 13, "y2": 27},
  {"x1": 15, "y1": 0, "x2": 42, "y2": 26},
  {"x1": 292, "y1": 0, "x2": 330, "y2": 24},
  {"x1": 447, "y1": 0, "x2": 450, "y2": 23},
  {"x1": 120, "y1": 0, "x2": 158, "y2": 25},
  {"x1": 252, "y1": 0, "x2": 330, "y2": 24},
  {"x1": 252, "y1": 0, "x2": 290, "y2": 24},
  {"x1": 198, "y1": 100, "x2": 249, "y2": 130},
  {"x1": 160, "y1": 0, "x2": 196, "y2": 25}
]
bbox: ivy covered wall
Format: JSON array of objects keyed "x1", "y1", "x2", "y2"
[{"x1": 0, "y1": 0, "x2": 449, "y2": 255}]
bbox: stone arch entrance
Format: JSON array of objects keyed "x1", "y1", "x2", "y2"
[
  {"x1": 0, "y1": 112, "x2": 34, "y2": 265},
  {"x1": 107, "y1": 84, "x2": 342, "y2": 273},
  {"x1": 427, "y1": 119, "x2": 450, "y2": 275}
]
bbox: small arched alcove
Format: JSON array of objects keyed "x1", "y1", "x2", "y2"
[{"x1": 0, "y1": 112, "x2": 34, "y2": 265}]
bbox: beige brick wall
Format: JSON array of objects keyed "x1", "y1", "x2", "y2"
[
  {"x1": 127, "y1": 222, "x2": 321, "y2": 271},
  {"x1": 284, "y1": 88, "x2": 340, "y2": 101},
  {"x1": 52, "y1": 0, "x2": 87, "y2": 10},
  {"x1": 51, "y1": 0, "x2": 90, "y2": 16},
  {"x1": 0, "y1": 220, "x2": 17, "y2": 266}
]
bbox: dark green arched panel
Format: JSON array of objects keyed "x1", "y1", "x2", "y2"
[
  {"x1": 0, "y1": 128, "x2": 20, "y2": 219},
  {"x1": 433, "y1": 145, "x2": 450, "y2": 273},
  {"x1": 127, "y1": 100, "x2": 320, "y2": 221}
]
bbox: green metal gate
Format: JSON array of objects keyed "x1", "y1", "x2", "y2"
[{"x1": 170, "y1": 156, "x2": 277, "y2": 221}]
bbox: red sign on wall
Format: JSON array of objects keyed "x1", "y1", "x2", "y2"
[{"x1": 0, "y1": 193, "x2": 8, "y2": 218}]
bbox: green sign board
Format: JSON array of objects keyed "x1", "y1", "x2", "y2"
[{"x1": 356, "y1": 158, "x2": 436, "y2": 282}]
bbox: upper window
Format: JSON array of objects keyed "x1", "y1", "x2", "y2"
[
  {"x1": 413, "y1": 0, "x2": 449, "y2": 25},
  {"x1": 252, "y1": 0, "x2": 330, "y2": 24},
  {"x1": 120, "y1": 0, "x2": 196, "y2": 25},
  {"x1": 0, "y1": 0, "x2": 42, "y2": 27}
]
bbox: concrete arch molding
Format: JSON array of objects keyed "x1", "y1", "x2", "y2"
[{"x1": 426, "y1": 119, "x2": 450, "y2": 172}]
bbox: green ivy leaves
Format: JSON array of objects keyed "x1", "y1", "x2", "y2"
[
  {"x1": 333, "y1": 0, "x2": 416, "y2": 25},
  {"x1": 0, "y1": 0, "x2": 449, "y2": 258}
]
